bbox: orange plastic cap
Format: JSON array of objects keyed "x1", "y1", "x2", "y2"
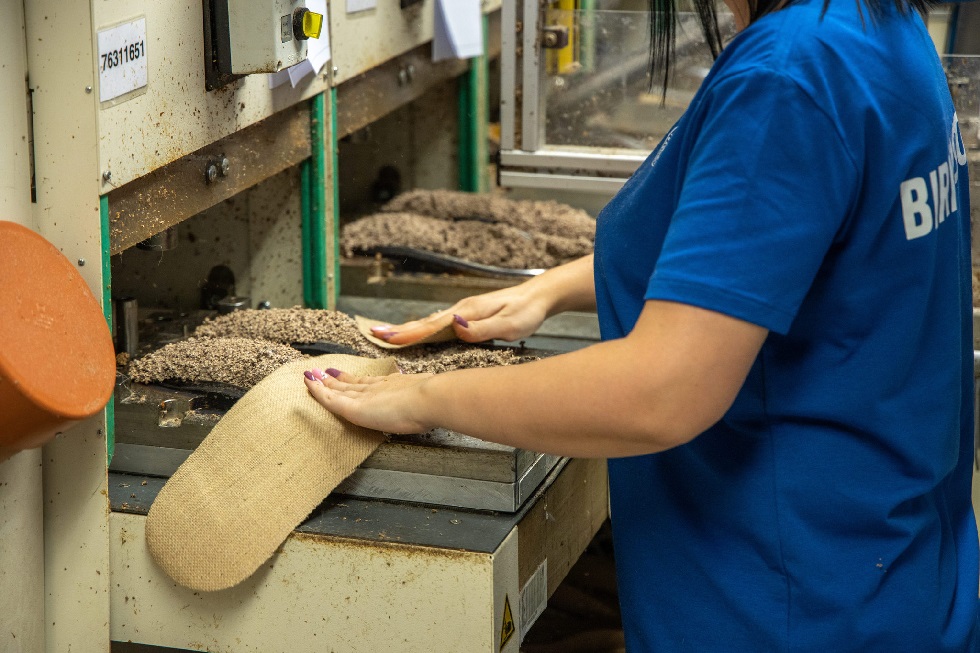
[{"x1": 0, "y1": 221, "x2": 115, "y2": 457}]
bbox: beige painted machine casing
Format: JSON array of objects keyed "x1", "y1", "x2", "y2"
[
  {"x1": 330, "y1": 0, "x2": 501, "y2": 85},
  {"x1": 93, "y1": 0, "x2": 329, "y2": 192},
  {"x1": 0, "y1": 4, "x2": 45, "y2": 651},
  {"x1": 10, "y1": 0, "x2": 332, "y2": 650}
]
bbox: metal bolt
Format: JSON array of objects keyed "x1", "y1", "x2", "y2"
[
  {"x1": 543, "y1": 31, "x2": 559, "y2": 48},
  {"x1": 220, "y1": 157, "x2": 230, "y2": 176},
  {"x1": 332, "y1": 66, "x2": 339, "y2": 75},
  {"x1": 397, "y1": 67, "x2": 409, "y2": 86},
  {"x1": 205, "y1": 163, "x2": 218, "y2": 184},
  {"x1": 102, "y1": 170, "x2": 112, "y2": 182},
  {"x1": 77, "y1": 258, "x2": 86, "y2": 266},
  {"x1": 85, "y1": 86, "x2": 92, "y2": 94},
  {"x1": 449, "y1": 519, "x2": 461, "y2": 525},
  {"x1": 406, "y1": 64, "x2": 416, "y2": 82}
]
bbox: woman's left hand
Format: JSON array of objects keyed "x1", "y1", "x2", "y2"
[{"x1": 303, "y1": 367, "x2": 434, "y2": 435}]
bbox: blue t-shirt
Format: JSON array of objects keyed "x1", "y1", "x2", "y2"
[{"x1": 593, "y1": 1, "x2": 977, "y2": 650}]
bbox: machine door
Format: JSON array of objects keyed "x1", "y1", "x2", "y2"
[{"x1": 498, "y1": 0, "x2": 735, "y2": 194}]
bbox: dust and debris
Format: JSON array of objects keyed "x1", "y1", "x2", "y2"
[{"x1": 342, "y1": 189, "x2": 595, "y2": 270}]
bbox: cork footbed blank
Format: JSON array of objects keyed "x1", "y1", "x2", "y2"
[
  {"x1": 354, "y1": 314, "x2": 457, "y2": 350},
  {"x1": 145, "y1": 354, "x2": 398, "y2": 592}
]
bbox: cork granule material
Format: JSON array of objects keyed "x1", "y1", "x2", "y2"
[
  {"x1": 128, "y1": 337, "x2": 306, "y2": 388},
  {"x1": 381, "y1": 189, "x2": 596, "y2": 241},
  {"x1": 128, "y1": 309, "x2": 539, "y2": 388},
  {"x1": 342, "y1": 212, "x2": 594, "y2": 270},
  {"x1": 342, "y1": 189, "x2": 595, "y2": 270},
  {"x1": 195, "y1": 308, "x2": 383, "y2": 356}
]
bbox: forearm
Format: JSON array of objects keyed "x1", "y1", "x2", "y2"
[
  {"x1": 307, "y1": 300, "x2": 766, "y2": 457},
  {"x1": 414, "y1": 337, "x2": 697, "y2": 458},
  {"x1": 408, "y1": 299, "x2": 766, "y2": 458}
]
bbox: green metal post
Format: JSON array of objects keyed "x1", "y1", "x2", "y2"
[
  {"x1": 302, "y1": 94, "x2": 330, "y2": 309},
  {"x1": 458, "y1": 16, "x2": 490, "y2": 193},
  {"x1": 329, "y1": 87, "x2": 340, "y2": 307},
  {"x1": 99, "y1": 195, "x2": 115, "y2": 464}
]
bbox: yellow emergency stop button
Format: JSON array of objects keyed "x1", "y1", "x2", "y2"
[{"x1": 293, "y1": 8, "x2": 323, "y2": 41}]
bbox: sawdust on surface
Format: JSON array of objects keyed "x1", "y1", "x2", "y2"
[
  {"x1": 128, "y1": 309, "x2": 539, "y2": 387},
  {"x1": 128, "y1": 337, "x2": 306, "y2": 388},
  {"x1": 342, "y1": 189, "x2": 596, "y2": 270}
]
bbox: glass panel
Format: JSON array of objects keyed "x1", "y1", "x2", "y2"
[
  {"x1": 542, "y1": 5, "x2": 736, "y2": 152},
  {"x1": 943, "y1": 55, "x2": 980, "y2": 155}
]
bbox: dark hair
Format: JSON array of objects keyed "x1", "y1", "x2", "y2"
[{"x1": 648, "y1": 0, "x2": 936, "y2": 94}]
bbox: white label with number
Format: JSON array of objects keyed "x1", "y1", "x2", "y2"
[{"x1": 97, "y1": 18, "x2": 147, "y2": 103}]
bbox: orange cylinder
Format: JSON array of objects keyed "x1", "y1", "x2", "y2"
[{"x1": 0, "y1": 221, "x2": 115, "y2": 460}]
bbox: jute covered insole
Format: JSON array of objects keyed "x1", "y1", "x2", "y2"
[{"x1": 145, "y1": 354, "x2": 398, "y2": 592}]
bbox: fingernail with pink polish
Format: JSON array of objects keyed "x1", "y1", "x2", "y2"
[
  {"x1": 380, "y1": 332, "x2": 397, "y2": 341},
  {"x1": 311, "y1": 369, "x2": 326, "y2": 380},
  {"x1": 325, "y1": 368, "x2": 342, "y2": 378},
  {"x1": 303, "y1": 371, "x2": 315, "y2": 381},
  {"x1": 453, "y1": 314, "x2": 469, "y2": 328}
]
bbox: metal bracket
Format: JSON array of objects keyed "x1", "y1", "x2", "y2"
[{"x1": 541, "y1": 25, "x2": 569, "y2": 49}]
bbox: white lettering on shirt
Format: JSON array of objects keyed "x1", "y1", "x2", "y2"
[
  {"x1": 900, "y1": 112, "x2": 967, "y2": 240},
  {"x1": 650, "y1": 126, "x2": 677, "y2": 169}
]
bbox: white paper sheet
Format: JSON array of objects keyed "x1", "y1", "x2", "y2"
[
  {"x1": 268, "y1": 69, "x2": 291, "y2": 89},
  {"x1": 268, "y1": 0, "x2": 330, "y2": 89},
  {"x1": 433, "y1": 0, "x2": 483, "y2": 62},
  {"x1": 347, "y1": 0, "x2": 377, "y2": 13}
]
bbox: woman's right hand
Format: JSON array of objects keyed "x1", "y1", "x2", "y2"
[
  {"x1": 371, "y1": 283, "x2": 551, "y2": 346},
  {"x1": 371, "y1": 254, "x2": 596, "y2": 346}
]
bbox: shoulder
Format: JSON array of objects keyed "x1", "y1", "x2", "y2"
[
  {"x1": 695, "y1": 0, "x2": 943, "y2": 133},
  {"x1": 709, "y1": 0, "x2": 934, "y2": 94}
]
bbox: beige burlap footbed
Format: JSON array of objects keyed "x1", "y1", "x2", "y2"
[
  {"x1": 145, "y1": 354, "x2": 398, "y2": 592},
  {"x1": 355, "y1": 314, "x2": 457, "y2": 349}
]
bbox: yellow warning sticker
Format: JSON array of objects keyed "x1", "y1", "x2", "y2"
[{"x1": 500, "y1": 595, "x2": 516, "y2": 650}]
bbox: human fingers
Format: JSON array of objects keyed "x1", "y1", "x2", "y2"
[
  {"x1": 303, "y1": 370, "x2": 433, "y2": 434},
  {"x1": 307, "y1": 368, "x2": 389, "y2": 386},
  {"x1": 451, "y1": 303, "x2": 546, "y2": 343},
  {"x1": 381, "y1": 313, "x2": 457, "y2": 346},
  {"x1": 369, "y1": 291, "x2": 510, "y2": 343},
  {"x1": 370, "y1": 309, "x2": 454, "y2": 339}
]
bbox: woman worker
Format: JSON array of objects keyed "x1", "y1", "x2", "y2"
[{"x1": 304, "y1": 0, "x2": 978, "y2": 648}]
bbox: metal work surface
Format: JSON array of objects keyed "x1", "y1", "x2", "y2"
[{"x1": 110, "y1": 459, "x2": 566, "y2": 553}]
